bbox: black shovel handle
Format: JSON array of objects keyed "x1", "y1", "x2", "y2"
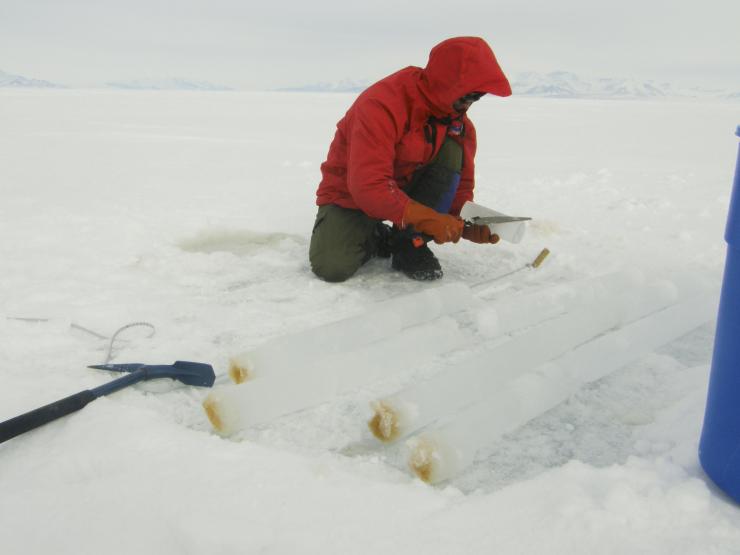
[{"x1": 0, "y1": 390, "x2": 97, "y2": 444}]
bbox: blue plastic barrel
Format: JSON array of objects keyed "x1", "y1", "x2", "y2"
[{"x1": 699, "y1": 125, "x2": 740, "y2": 502}]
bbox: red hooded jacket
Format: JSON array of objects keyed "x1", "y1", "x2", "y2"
[{"x1": 315, "y1": 37, "x2": 511, "y2": 226}]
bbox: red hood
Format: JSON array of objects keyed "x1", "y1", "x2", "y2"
[{"x1": 418, "y1": 36, "x2": 511, "y2": 117}]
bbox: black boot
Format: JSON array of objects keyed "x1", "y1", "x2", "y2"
[
  {"x1": 373, "y1": 222, "x2": 393, "y2": 259},
  {"x1": 391, "y1": 231, "x2": 443, "y2": 281}
]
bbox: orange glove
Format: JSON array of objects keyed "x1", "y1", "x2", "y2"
[
  {"x1": 462, "y1": 224, "x2": 500, "y2": 244},
  {"x1": 402, "y1": 200, "x2": 464, "y2": 244}
]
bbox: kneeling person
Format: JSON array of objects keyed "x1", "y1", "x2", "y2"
[{"x1": 310, "y1": 36, "x2": 510, "y2": 282}]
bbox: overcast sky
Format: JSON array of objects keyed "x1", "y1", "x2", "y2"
[{"x1": 1, "y1": 0, "x2": 739, "y2": 90}]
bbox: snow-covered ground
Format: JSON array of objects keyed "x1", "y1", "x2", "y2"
[{"x1": 1, "y1": 89, "x2": 739, "y2": 554}]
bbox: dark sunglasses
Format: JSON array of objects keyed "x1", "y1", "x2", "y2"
[{"x1": 459, "y1": 91, "x2": 486, "y2": 103}]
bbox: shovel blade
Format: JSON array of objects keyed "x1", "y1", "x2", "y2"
[{"x1": 171, "y1": 361, "x2": 216, "y2": 387}]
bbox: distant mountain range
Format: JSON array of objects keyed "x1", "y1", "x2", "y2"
[
  {"x1": 281, "y1": 72, "x2": 740, "y2": 101},
  {"x1": 0, "y1": 69, "x2": 62, "y2": 88},
  {"x1": 105, "y1": 78, "x2": 233, "y2": 91},
  {"x1": 0, "y1": 70, "x2": 231, "y2": 91},
  {"x1": 2, "y1": 68, "x2": 738, "y2": 100},
  {"x1": 511, "y1": 71, "x2": 666, "y2": 98},
  {"x1": 276, "y1": 79, "x2": 369, "y2": 93},
  {"x1": 508, "y1": 71, "x2": 740, "y2": 100}
]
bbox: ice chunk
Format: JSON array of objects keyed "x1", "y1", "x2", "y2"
[
  {"x1": 406, "y1": 290, "x2": 717, "y2": 483},
  {"x1": 205, "y1": 317, "x2": 466, "y2": 434},
  {"x1": 474, "y1": 270, "x2": 645, "y2": 338},
  {"x1": 370, "y1": 282, "x2": 473, "y2": 328},
  {"x1": 370, "y1": 279, "x2": 676, "y2": 444},
  {"x1": 229, "y1": 283, "x2": 473, "y2": 382}
]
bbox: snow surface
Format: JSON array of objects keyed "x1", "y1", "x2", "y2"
[{"x1": 1, "y1": 89, "x2": 739, "y2": 554}]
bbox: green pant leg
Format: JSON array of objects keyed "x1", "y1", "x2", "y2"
[
  {"x1": 404, "y1": 137, "x2": 463, "y2": 209},
  {"x1": 434, "y1": 137, "x2": 463, "y2": 171},
  {"x1": 309, "y1": 204, "x2": 379, "y2": 282}
]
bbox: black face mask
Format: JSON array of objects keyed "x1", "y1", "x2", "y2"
[{"x1": 458, "y1": 91, "x2": 486, "y2": 103}]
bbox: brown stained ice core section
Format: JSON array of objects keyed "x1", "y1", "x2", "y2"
[
  {"x1": 228, "y1": 360, "x2": 249, "y2": 384},
  {"x1": 368, "y1": 401, "x2": 400, "y2": 442},
  {"x1": 408, "y1": 439, "x2": 435, "y2": 483},
  {"x1": 203, "y1": 397, "x2": 224, "y2": 432}
]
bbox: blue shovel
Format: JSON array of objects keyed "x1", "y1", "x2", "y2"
[{"x1": 0, "y1": 361, "x2": 215, "y2": 444}]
